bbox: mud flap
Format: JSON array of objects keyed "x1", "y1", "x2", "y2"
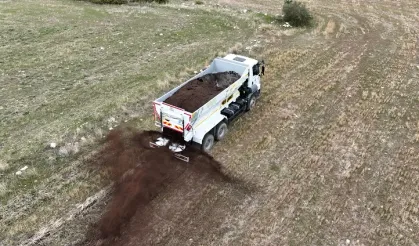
[
  {"x1": 149, "y1": 142, "x2": 159, "y2": 148},
  {"x1": 174, "y1": 153, "x2": 189, "y2": 163}
]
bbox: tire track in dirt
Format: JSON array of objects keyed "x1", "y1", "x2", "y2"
[
  {"x1": 179, "y1": 1, "x2": 419, "y2": 245},
  {"x1": 79, "y1": 1, "x2": 418, "y2": 245}
]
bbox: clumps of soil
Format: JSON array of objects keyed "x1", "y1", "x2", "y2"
[
  {"x1": 86, "y1": 126, "x2": 230, "y2": 244},
  {"x1": 164, "y1": 71, "x2": 241, "y2": 112}
]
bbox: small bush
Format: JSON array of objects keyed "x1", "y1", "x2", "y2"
[
  {"x1": 282, "y1": 0, "x2": 312, "y2": 27},
  {"x1": 149, "y1": 0, "x2": 168, "y2": 3},
  {"x1": 82, "y1": 0, "x2": 168, "y2": 4},
  {"x1": 195, "y1": 0, "x2": 204, "y2": 4},
  {"x1": 87, "y1": 0, "x2": 126, "y2": 4}
]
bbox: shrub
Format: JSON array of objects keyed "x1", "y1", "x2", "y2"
[
  {"x1": 282, "y1": 0, "x2": 312, "y2": 27},
  {"x1": 81, "y1": 0, "x2": 168, "y2": 4},
  {"x1": 195, "y1": 0, "x2": 204, "y2": 4},
  {"x1": 85, "y1": 0, "x2": 125, "y2": 4},
  {"x1": 148, "y1": 0, "x2": 168, "y2": 3}
]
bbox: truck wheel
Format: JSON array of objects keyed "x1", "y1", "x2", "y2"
[
  {"x1": 246, "y1": 94, "x2": 256, "y2": 111},
  {"x1": 215, "y1": 122, "x2": 228, "y2": 141},
  {"x1": 201, "y1": 133, "x2": 215, "y2": 152}
]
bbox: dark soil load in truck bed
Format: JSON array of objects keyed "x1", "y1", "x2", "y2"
[{"x1": 164, "y1": 71, "x2": 241, "y2": 112}]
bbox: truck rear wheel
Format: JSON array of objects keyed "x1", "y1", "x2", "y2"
[
  {"x1": 201, "y1": 133, "x2": 215, "y2": 152},
  {"x1": 215, "y1": 122, "x2": 228, "y2": 141}
]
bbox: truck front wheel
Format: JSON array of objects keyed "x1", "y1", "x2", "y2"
[
  {"x1": 201, "y1": 133, "x2": 215, "y2": 152},
  {"x1": 246, "y1": 94, "x2": 257, "y2": 111}
]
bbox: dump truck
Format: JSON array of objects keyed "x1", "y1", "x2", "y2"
[{"x1": 150, "y1": 54, "x2": 265, "y2": 162}]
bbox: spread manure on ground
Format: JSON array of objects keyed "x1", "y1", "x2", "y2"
[{"x1": 84, "y1": 126, "x2": 231, "y2": 245}]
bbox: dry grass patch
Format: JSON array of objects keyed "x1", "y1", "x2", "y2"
[
  {"x1": 0, "y1": 182, "x2": 7, "y2": 197},
  {"x1": 0, "y1": 0, "x2": 258, "y2": 244},
  {"x1": 0, "y1": 160, "x2": 9, "y2": 171}
]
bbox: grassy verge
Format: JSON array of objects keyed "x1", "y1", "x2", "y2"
[{"x1": 0, "y1": 0, "x2": 255, "y2": 244}]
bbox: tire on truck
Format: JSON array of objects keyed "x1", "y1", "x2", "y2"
[
  {"x1": 215, "y1": 121, "x2": 228, "y2": 141},
  {"x1": 246, "y1": 93, "x2": 257, "y2": 111},
  {"x1": 201, "y1": 132, "x2": 215, "y2": 152}
]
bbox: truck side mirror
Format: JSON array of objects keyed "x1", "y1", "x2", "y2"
[{"x1": 261, "y1": 60, "x2": 265, "y2": 76}]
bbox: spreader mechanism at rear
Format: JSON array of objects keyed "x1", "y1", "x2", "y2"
[{"x1": 149, "y1": 137, "x2": 189, "y2": 163}]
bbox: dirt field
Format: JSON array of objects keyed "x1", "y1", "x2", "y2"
[{"x1": 1, "y1": 0, "x2": 418, "y2": 245}]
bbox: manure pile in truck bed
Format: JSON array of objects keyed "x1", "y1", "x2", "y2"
[{"x1": 164, "y1": 71, "x2": 241, "y2": 112}]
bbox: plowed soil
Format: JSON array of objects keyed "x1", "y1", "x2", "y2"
[
  {"x1": 164, "y1": 71, "x2": 241, "y2": 112},
  {"x1": 80, "y1": 0, "x2": 419, "y2": 245}
]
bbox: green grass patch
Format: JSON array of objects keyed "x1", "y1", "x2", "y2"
[
  {"x1": 255, "y1": 12, "x2": 280, "y2": 24},
  {"x1": 78, "y1": 0, "x2": 168, "y2": 4}
]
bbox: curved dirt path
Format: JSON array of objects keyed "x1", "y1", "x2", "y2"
[{"x1": 86, "y1": 0, "x2": 418, "y2": 245}]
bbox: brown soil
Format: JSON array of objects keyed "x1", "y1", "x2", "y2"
[
  {"x1": 164, "y1": 71, "x2": 241, "y2": 112},
  {"x1": 83, "y1": 126, "x2": 232, "y2": 246}
]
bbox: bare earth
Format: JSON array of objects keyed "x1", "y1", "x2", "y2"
[{"x1": 1, "y1": 0, "x2": 418, "y2": 245}]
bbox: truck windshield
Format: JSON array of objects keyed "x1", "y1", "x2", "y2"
[{"x1": 252, "y1": 64, "x2": 260, "y2": 75}]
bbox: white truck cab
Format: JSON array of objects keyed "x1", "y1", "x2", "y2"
[{"x1": 223, "y1": 54, "x2": 262, "y2": 96}]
